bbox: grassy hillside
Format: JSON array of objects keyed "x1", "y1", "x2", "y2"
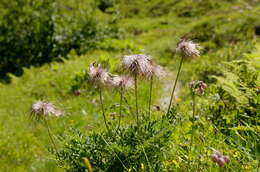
[{"x1": 0, "y1": 0, "x2": 259, "y2": 171}]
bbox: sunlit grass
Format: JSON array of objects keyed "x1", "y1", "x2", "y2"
[{"x1": 0, "y1": 0, "x2": 259, "y2": 171}]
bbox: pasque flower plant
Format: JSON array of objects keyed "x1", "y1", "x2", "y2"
[
  {"x1": 146, "y1": 60, "x2": 165, "y2": 119},
  {"x1": 211, "y1": 150, "x2": 230, "y2": 167},
  {"x1": 122, "y1": 54, "x2": 152, "y2": 125},
  {"x1": 88, "y1": 62, "x2": 111, "y2": 132},
  {"x1": 31, "y1": 100, "x2": 63, "y2": 152},
  {"x1": 167, "y1": 38, "x2": 200, "y2": 114},
  {"x1": 48, "y1": 36, "x2": 255, "y2": 171},
  {"x1": 31, "y1": 101, "x2": 63, "y2": 119},
  {"x1": 122, "y1": 54, "x2": 164, "y2": 123},
  {"x1": 108, "y1": 75, "x2": 134, "y2": 129},
  {"x1": 188, "y1": 80, "x2": 207, "y2": 156}
]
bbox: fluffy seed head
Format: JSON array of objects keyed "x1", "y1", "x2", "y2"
[
  {"x1": 150, "y1": 62, "x2": 166, "y2": 78},
  {"x1": 176, "y1": 38, "x2": 200, "y2": 57},
  {"x1": 122, "y1": 54, "x2": 153, "y2": 77},
  {"x1": 31, "y1": 101, "x2": 63, "y2": 119},
  {"x1": 217, "y1": 157, "x2": 225, "y2": 167},
  {"x1": 122, "y1": 54, "x2": 165, "y2": 79},
  {"x1": 211, "y1": 150, "x2": 230, "y2": 167},
  {"x1": 223, "y1": 156, "x2": 230, "y2": 163},
  {"x1": 88, "y1": 62, "x2": 110, "y2": 85},
  {"x1": 189, "y1": 80, "x2": 207, "y2": 96},
  {"x1": 211, "y1": 154, "x2": 219, "y2": 163},
  {"x1": 109, "y1": 75, "x2": 134, "y2": 90}
]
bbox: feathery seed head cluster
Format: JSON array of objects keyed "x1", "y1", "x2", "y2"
[
  {"x1": 31, "y1": 101, "x2": 63, "y2": 119},
  {"x1": 189, "y1": 80, "x2": 207, "y2": 96},
  {"x1": 211, "y1": 150, "x2": 230, "y2": 167},
  {"x1": 88, "y1": 62, "x2": 110, "y2": 85},
  {"x1": 122, "y1": 54, "x2": 152, "y2": 76},
  {"x1": 87, "y1": 53, "x2": 164, "y2": 93},
  {"x1": 109, "y1": 75, "x2": 134, "y2": 90},
  {"x1": 122, "y1": 54, "x2": 164, "y2": 78},
  {"x1": 150, "y1": 62, "x2": 166, "y2": 78},
  {"x1": 176, "y1": 38, "x2": 200, "y2": 58}
]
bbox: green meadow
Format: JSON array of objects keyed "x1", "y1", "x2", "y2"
[{"x1": 0, "y1": 0, "x2": 259, "y2": 171}]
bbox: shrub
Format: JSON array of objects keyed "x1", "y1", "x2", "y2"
[
  {"x1": 55, "y1": 118, "x2": 173, "y2": 171},
  {"x1": 202, "y1": 56, "x2": 259, "y2": 157},
  {"x1": 207, "y1": 59, "x2": 259, "y2": 128},
  {"x1": 0, "y1": 0, "x2": 54, "y2": 80},
  {"x1": 0, "y1": 0, "x2": 120, "y2": 82}
]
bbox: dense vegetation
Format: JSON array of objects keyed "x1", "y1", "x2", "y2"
[
  {"x1": 0, "y1": 0, "x2": 259, "y2": 171},
  {"x1": 0, "y1": 0, "x2": 119, "y2": 82}
]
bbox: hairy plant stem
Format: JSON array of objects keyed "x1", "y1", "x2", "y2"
[
  {"x1": 134, "y1": 73, "x2": 139, "y2": 127},
  {"x1": 167, "y1": 55, "x2": 184, "y2": 114},
  {"x1": 190, "y1": 92, "x2": 196, "y2": 155},
  {"x1": 44, "y1": 119, "x2": 58, "y2": 153},
  {"x1": 99, "y1": 86, "x2": 110, "y2": 133},
  {"x1": 148, "y1": 76, "x2": 153, "y2": 120},
  {"x1": 123, "y1": 95, "x2": 134, "y2": 117},
  {"x1": 188, "y1": 90, "x2": 196, "y2": 166},
  {"x1": 117, "y1": 87, "x2": 123, "y2": 130}
]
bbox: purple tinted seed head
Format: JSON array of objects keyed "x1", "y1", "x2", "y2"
[
  {"x1": 211, "y1": 149, "x2": 230, "y2": 167},
  {"x1": 122, "y1": 54, "x2": 152, "y2": 76},
  {"x1": 211, "y1": 154, "x2": 219, "y2": 163},
  {"x1": 189, "y1": 80, "x2": 207, "y2": 96},
  {"x1": 223, "y1": 156, "x2": 230, "y2": 163},
  {"x1": 217, "y1": 157, "x2": 225, "y2": 167},
  {"x1": 88, "y1": 62, "x2": 110, "y2": 85},
  {"x1": 176, "y1": 38, "x2": 200, "y2": 58},
  {"x1": 122, "y1": 54, "x2": 165, "y2": 79},
  {"x1": 108, "y1": 75, "x2": 134, "y2": 90},
  {"x1": 31, "y1": 101, "x2": 63, "y2": 119}
]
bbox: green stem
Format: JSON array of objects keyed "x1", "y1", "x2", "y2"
[
  {"x1": 44, "y1": 119, "x2": 58, "y2": 153},
  {"x1": 141, "y1": 144, "x2": 152, "y2": 172},
  {"x1": 117, "y1": 87, "x2": 123, "y2": 130},
  {"x1": 123, "y1": 95, "x2": 134, "y2": 117},
  {"x1": 190, "y1": 93, "x2": 196, "y2": 154},
  {"x1": 187, "y1": 92, "x2": 196, "y2": 168},
  {"x1": 101, "y1": 136, "x2": 128, "y2": 171},
  {"x1": 167, "y1": 55, "x2": 184, "y2": 114},
  {"x1": 148, "y1": 76, "x2": 153, "y2": 120},
  {"x1": 99, "y1": 86, "x2": 110, "y2": 133},
  {"x1": 134, "y1": 73, "x2": 139, "y2": 126}
]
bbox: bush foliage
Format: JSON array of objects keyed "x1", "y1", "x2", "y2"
[
  {"x1": 0, "y1": 0, "x2": 119, "y2": 81},
  {"x1": 56, "y1": 118, "x2": 173, "y2": 171}
]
